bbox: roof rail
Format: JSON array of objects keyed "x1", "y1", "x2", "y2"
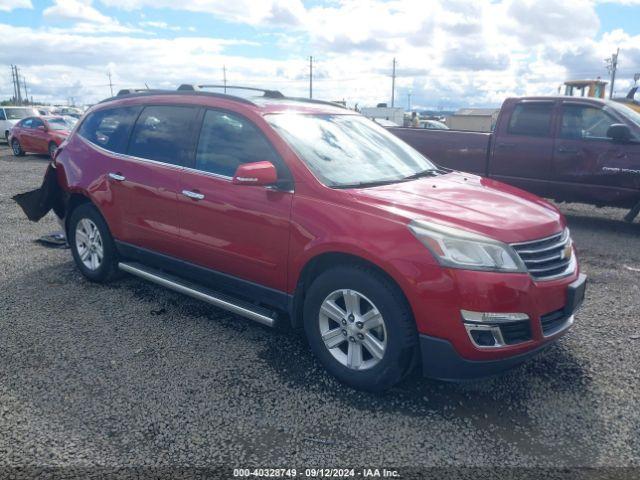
[
  {"x1": 284, "y1": 97, "x2": 347, "y2": 109},
  {"x1": 117, "y1": 88, "x2": 169, "y2": 96},
  {"x1": 178, "y1": 84, "x2": 284, "y2": 99}
]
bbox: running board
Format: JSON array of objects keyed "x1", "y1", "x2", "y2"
[{"x1": 118, "y1": 262, "x2": 276, "y2": 327}]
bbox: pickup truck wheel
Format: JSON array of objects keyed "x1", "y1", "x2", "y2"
[
  {"x1": 11, "y1": 138, "x2": 25, "y2": 156},
  {"x1": 303, "y1": 265, "x2": 417, "y2": 392},
  {"x1": 68, "y1": 203, "x2": 119, "y2": 283}
]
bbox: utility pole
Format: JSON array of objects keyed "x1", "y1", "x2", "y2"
[
  {"x1": 223, "y1": 65, "x2": 227, "y2": 93},
  {"x1": 407, "y1": 91, "x2": 412, "y2": 111},
  {"x1": 107, "y1": 71, "x2": 114, "y2": 97},
  {"x1": 22, "y1": 76, "x2": 28, "y2": 104},
  {"x1": 606, "y1": 48, "x2": 619, "y2": 99},
  {"x1": 16, "y1": 66, "x2": 23, "y2": 104},
  {"x1": 12, "y1": 65, "x2": 23, "y2": 104},
  {"x1": 391, "y1": 57, "x2": 396, "y2": 108},
  {"x1": 10, "y1": 66, "x2": 17, "y2": 104},
  {"x1": 309, "y1": 56, "x2": 313, "y2": 99}
]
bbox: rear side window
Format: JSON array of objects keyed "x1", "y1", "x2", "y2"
[
  {"x1": 78, "y1": 106, "x2": 141, "y2": 154},
  {"x1": 31, "y1": 118, "x2": 44, "y2": 129},
  {"x1": 195, "y1": 110, "x2": 283, "y2": 177},
  {"x1": 507, "y1": 103, "x2": 553, "y2": 137},
  {"x1": 128, "y1": 106, "x2": 198, "y2": 166},
  {"x1": 21, "y1": 118, "x2": 33, "y2": 128},
  {"x1": 0, "y1": 109, "x2": 5, "y2": 121}
]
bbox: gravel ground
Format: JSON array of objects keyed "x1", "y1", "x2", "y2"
[{"x1": 0, "y1": 145, "x2": 639, "y2": 477}]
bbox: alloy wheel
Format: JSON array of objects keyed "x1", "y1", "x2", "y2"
[
  {"x1": 75, "y1": 218, "x2": 104, "y2": 271},
  {"x1": 319, "y1": 289, "x2": 387, "y2": 370},
  {"x1": 12, "y1": 140, "x2": 21, "y2": 156}
]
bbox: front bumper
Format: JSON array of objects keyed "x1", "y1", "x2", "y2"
[{"x1": 419, "y1": 273, "x2": 586, "y2": 380}]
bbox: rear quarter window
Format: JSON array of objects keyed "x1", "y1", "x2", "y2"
[{"x1": 78, "y1": 106, "x2": 142, "y2": 154}]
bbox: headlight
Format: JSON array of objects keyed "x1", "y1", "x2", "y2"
[{"x1": 408, "y1": 220, "x2": 526, "y2": 272}]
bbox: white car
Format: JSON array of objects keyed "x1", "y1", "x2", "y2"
[{"x1": 1, "y1": 106, "x2": 39, "y2": 143}]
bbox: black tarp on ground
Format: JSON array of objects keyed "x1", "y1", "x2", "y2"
[{"x1": 12, "y1": 163, "x2": 66, "y2": 222}]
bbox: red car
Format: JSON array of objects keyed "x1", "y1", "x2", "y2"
[
  {"x1": 48, "y1": 86, "x2": 586, "y2": 391},
  {"x1": 10, "y1": 116, "x2": 71, "y2": 159}
]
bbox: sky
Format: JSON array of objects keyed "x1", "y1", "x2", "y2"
[{"x1": 1, "y1": 0, "x2": 640, "y2": 109}]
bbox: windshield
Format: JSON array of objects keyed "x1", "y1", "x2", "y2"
[
  {"x1": 267, "y1": 114, "x2": 436, "y2": 187},
  {"x1": 607, "y1": 101, "x2": 640, "y2": 128},
  {"x1": 5, "y1": 108, "x2": 37, "y2": 120},
  {"x1": 47, "y1": 118, "x2": 69, "y2": 131}
]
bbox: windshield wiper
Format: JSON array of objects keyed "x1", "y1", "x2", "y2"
[
  {"x1": 401, "y1": 168, "x2": 440, "y2": 180},
  {"x1": 332, "y1": 178, "x2": 405, "y2": 189}
]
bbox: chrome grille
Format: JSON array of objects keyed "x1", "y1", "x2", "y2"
[{"x1": 511, "y1": 229, "x2": 574, "y2": 281}]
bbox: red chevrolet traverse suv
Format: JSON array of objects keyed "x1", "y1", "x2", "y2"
[{"x1": 51, "y1": 85, "x2": 586, "y2": 391}]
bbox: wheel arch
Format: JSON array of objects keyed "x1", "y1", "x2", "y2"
[
  {"x1": 290, "y1": 251, "x2": 413, "y2": 329},
  {"x1": 63, "y1": 193, "x2": 93, "y2": 235}
]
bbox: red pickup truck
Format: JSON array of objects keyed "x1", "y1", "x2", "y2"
[{"x1": 390, "y1": 97, "x2": 640, "y2": 222}]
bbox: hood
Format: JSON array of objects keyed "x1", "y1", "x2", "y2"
[{"x1": 348, "y1": 172, "x2": 564, "y2": 243}]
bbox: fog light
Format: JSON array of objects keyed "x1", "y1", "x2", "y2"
[
  {"x1": 464, "y1": 323, "x2": 505, "y2": 348},
  {"x1": 461, "y1": 310, "x2": 529, "y2": 324}
]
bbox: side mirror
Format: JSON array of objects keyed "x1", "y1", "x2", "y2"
[
  {"x1": 607, "y1": 123, "x2": 631, "y2": 142},
  {"x1": 232, "y1": 161, "x2": 278, "y2": 186},
  {"x1": 37, "y1": 125, "x2": 47, "y2": 132}
]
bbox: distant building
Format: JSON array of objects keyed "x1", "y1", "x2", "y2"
[
  {"x1": 360, "y1": 106, "x2": 405, "y2": 127},
  {"x1": 446, "y1": 108, "x2": 500, "y2": 132}
]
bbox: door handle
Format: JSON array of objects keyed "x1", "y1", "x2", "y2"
[
  {"x1": 108, "y1": 172, "x2": 126, "y2": 181},
  {"x1": 557, "y1": 147, "x2": 579, "y2": 154},
  {"x1": 182, "y1": 189, "x2": 205, "y2": 200}
]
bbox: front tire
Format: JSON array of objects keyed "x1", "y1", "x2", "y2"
[
  {"x1": 11, "y1": 138, "x2": 25, "y2": 156},
  {"x1": 303, "y1": 265, "x2": 417, "y2": 391},
  {"x1": 68, "y1": 203, "x2": 119, "y2": 283}
]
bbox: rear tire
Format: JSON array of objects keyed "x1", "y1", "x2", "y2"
[
  {"x1": 11, "y1": 138, "x2": 25, "y2": 156},
  {"x1": 68, "y1": 203, "x2": 120, "y2": 283},
  {"x1": 48, "y1": 141, "x2": 57, "y2": 159},
  {"x1": 303, "y1": 264, "x2": 417, "y2": 392}
]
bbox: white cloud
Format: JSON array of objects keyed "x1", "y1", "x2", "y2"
[
  {"x1": 1, "y1": 0, "x2": 640, "y2": 108},
  {"x1": 44, "y1": 0, "x2": 113, "y2": 24},
  {"x1": 0, "y1": 0, "x2": 32, "y2": 11},
  {"x1": 99, "y1": 0, "x2": 306, "y2": 26}
]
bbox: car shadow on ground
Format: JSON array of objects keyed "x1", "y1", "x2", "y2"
[
  {"x1": 15, "y1": 260, "x2": 594, "y2": 415},
  {"x1": 564, "y1": 212, "x2": 640, "y2": 236}
]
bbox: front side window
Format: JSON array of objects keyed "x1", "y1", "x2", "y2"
[
  {"x1": 0, "y1": 109, "x2": 5, "y2": 121},
  {"x1": 20, "y1": 118, "x2": 33, "y2": 128},
  {"x1": 560, "y1": 105, "x2": 617, "y2": 139},
  {"x1": 78, "y1": 106, "x2": 141, "y2": 154},
  {"x1": 266, "y1": 114, "x2": 436, "y2": 188},
  {"x1": 507, "y1": 103, "x2": 553, "y2": 137},
  {"x1": 195, "y1": 110, "x2": 283, "y2": 177},
  {"x1": 128, "y1": 106, "x2": 198, "y2": 165}
]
